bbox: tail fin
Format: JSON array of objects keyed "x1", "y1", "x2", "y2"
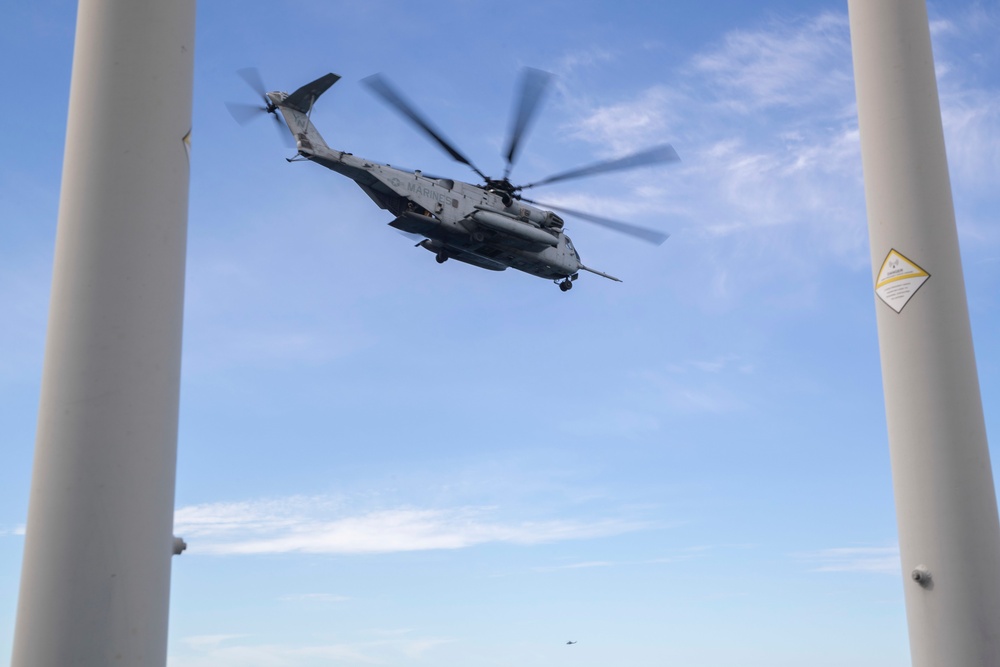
[
  {"x1": 275, "y1": 73, "x2": 340, "y2": 152},
  {"x1": 283, "y1": 73, "x2": 340, "y2": 113}
]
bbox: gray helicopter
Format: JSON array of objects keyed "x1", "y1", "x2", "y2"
[{"x1": 228, "y1": 68, "x2": 679, "y2": 291}]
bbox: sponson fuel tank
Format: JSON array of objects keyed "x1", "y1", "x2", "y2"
[{"x1": 470, "y1": 208, "x2": 558, "y2": 247}]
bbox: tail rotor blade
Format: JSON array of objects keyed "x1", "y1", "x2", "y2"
[
  {"x1": 271, "y1": 112, "x2": 294, "y2": 147},
  {"x1": 226, "y1": 101, "x2": 267, "y2": 125},
  {"x1": 228, "y1": 68, "x2": 293, "y2": 147},
  {"x1": 237, "y1": 67, "x2": 268, "y2": 99}
]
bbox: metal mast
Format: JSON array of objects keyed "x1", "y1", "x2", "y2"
[
  {"x1": 847, "y1": 0, "x2": 1000, "y2": 664},
  {"x1": 11, "y1": 0, "x2": 195, "y2": 664}
]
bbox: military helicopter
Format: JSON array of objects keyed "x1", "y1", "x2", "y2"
[{"x1": 228, "y1": 68, "x2": 679, "y2": 291}]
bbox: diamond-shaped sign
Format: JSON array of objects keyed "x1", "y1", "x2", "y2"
[{"x1": 875, "y1": 249, "x2": 930, "y2": 314}]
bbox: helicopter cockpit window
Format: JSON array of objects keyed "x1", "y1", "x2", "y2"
[{"x1": 435, "y1": 178, "x2": 454, "y2": 190}]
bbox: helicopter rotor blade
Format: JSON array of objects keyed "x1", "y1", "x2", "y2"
[
  {"x1": 362, "y1": 73, "x2": 488, "y2": 182},
  {"x1": 520, "y1": 197, "x2": 669, "y2": 245},
  {"x1": 237, "y1": 67, "x2": 269, "y2": 99},
  {"x1": 225, "y1": 101, "x2": 267, "y2": 126},
  {"x1": 270, "y1": 112, "x2": 294, "y2": 147},
  {"x1": 502, "y1": 67, "x2": 553, "y2": 180},
  {"x1": 519, "y1": 144, "x2": 680, "y2": 190}
]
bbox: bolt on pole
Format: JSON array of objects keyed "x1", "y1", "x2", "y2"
[
  {"x1": 11, "y1": 0, "x2": 195, "y2": 664},
  {"x1": 847, "y1": 0, "x2": 1000, "y2": 664}
]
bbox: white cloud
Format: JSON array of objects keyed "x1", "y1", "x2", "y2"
[
  {"x1": 558, "y1": 11, "x2": 870, "y2": 288},
  {"x1": 929, "y1": 7, "x2": 1000, "y2": 184},
  {"x1": 278, "y1": 593, "x2": 350, "y2": 603},
  {"x1": 180, "y1": 635, "x2": 249, "y2": 649},
  {"x1": 668, "y1": 355, "x2": 754, "y2": 375},
  {"x1": 174, "y1": 496, "x2": 644, "y2": 556},
  {"x1": 936, "y1": 84, "x2": 1000, "y2": 242},
  {"x1": 169, "y1": 632, "x2": 459, "y2": 667},
  {"x1": 533, "y1": 560, "x2": 614, "y2": 572},
  {"x1": 663, "y1": 385, "x2": 746, "y2": 414},
  {"x1": 689, "y1": 12, "x2": 853, "y2": 113},
  {"x1": 169, "y1": 641, "x2": 384, "y2": 667},
  {"x1": 528, "y1": 547, "x2": 725, "y2": 573},
  {"x1": 544, "y1": 6, "x2": 998, "y2": 296},
  {"x1": 401, "y1": 637, "x2": 458, "y2": 658},
  {"x1": 929, "y1": 18, "x2": 957, "y2": 37},
  {"x1": 930, "y1": 2, "x2": 1000, "y2": 38},
  {"x1": 568, "y1": 85, "x2": 682, "y2": 155},
  {"x1": 552, "y1": 48, "x2": 617, "y2": 79},
  {"x1": 800, "y1": 546, "x2": 900, "y2": 574}
]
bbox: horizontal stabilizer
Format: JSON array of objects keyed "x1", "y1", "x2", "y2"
[{"x1": 283, "y1": 73, "x2": 341, "y2": 113}]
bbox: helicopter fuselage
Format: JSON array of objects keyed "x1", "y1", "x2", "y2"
[
  {"x1": 268, "y1": 76, "x2": 629, "y2": 289},
  {"x1": 309, "y1": 149, "x2": 582, "y2": 280}
]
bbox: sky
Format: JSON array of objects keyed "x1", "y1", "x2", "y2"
[{"x1": 2, "y1": 0, "x2": 1000, "y2": 665}]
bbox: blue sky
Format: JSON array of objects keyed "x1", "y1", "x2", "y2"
[{"x1": 3, "y1": 1, "x2": 1000, "y2": 665}]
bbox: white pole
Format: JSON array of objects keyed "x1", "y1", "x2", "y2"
[
  {"x1": 11, "y1": 0, "x2": 195, "y2": 664},
  {"x1": 847, "y1": 1, "x2": 1000, "y2": 664}
]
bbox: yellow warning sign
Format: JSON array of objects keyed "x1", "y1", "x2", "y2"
[{"x1": 875, "y1": 249, "x2": 929, "y2": 313}]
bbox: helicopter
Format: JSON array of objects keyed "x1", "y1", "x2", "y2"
[{"x1": 228, "y1": 68, "x2": 679, "y2": 291}]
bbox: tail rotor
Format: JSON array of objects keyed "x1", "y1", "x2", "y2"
[{"x1": 225, "y1": 67, "x2": 293, "y2": 146}]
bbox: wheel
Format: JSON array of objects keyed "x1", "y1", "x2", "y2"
[
  {"x1": 436, "y1": 253, "x2": 448, "y2": 264},
  {"x1": 559, "y1": 280, "x2": 573, "y2": 292}
]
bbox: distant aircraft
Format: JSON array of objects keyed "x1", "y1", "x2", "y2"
[{"x1": 566, "y1": 640, "x2": 578, "y2": 645}]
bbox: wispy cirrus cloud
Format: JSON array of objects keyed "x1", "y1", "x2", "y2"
[
  {"x1": 1, "y1": 524, "x2": 26, "y2": 537},
  {"x1": 522, "y1": 8, "x2": 983, "y2": 312},
  {"x1": 278, "y1": 593, "x2": 350, "y2": 603},
  {"x1": 522, "y1": 546, "x2": 740, "y2": 575},
  {"x1": 799, "y1": 545, "x2": 900, "y2": 574},
  {"x1": 568, "y1": 85, "x2": 684, "y2": 155},
  {"x1": 666, "y1": 355, "x2": 755, "y2": 375},
  {"x1": 557, "y1": 355, "x2": 756, "y2": 439},
  {"x1": 170, "y1": 640, "x2": 385, "y2": 667},
  {"x1": 556, "y1": 12, "x2": 869, "y2": 299},
  {"x1": 180, "y1": 635, "x2": 250, "y2": 649},
  {"x1": 689, "y1": 12, "x2": 853, "y2": 113},
  {"x1": 174, "y1": 496, "x2": 645, "y2": 556},
  {"x1": 552, "y1": 47, "x2": 617, "y2": 79},
  {"x1": 171, "y1": 631, "x2": 458, "y2": 667},
  {"x1": 557, "y1": 7, "x2": 1000, "y2": 299}
]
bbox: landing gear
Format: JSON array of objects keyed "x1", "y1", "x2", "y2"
[
  {"x1": 435, "y1": 252, "x2": 448, "y2": 264},
  {"x1": 557, "y1": 273, "x2": 579, "y2": 292}
]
